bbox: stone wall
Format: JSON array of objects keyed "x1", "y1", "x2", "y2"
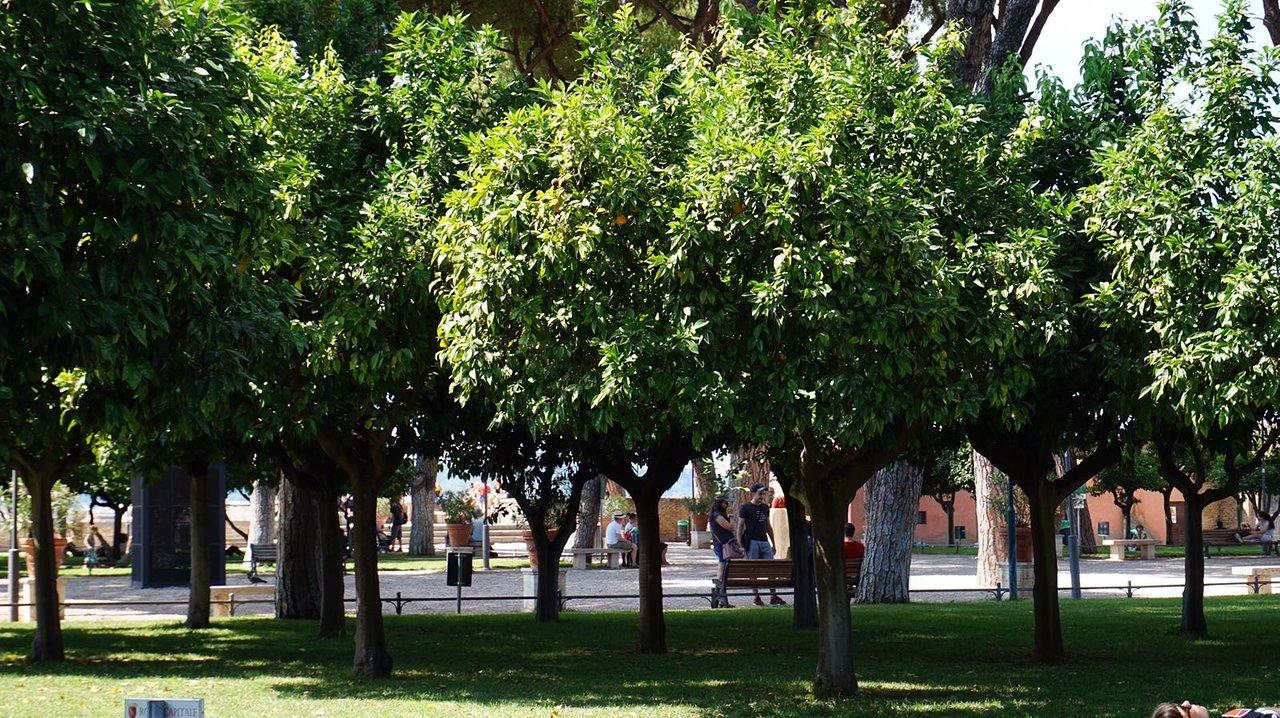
[{"x1": 603, "y1": 496, "x2": 690, "y2": 542}]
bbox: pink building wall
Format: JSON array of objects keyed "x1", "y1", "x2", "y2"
[{"x1": 845, "y1": 484, "x2": 1238, "y2": 546}]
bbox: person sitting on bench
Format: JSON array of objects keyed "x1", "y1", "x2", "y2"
[
  {"x1": 1235, "y1": 522, "x2": 1276, "y2": 555},
  {"x1": 605, "y1": 512, "x2": 636, "y2": 567}
]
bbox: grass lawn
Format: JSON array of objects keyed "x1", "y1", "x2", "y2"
[
  {"x1": 1, "y1": 596, "x2": 1277, "y2": 717},
  {"x1": 0, "y1": 556, "x2": 251, "y2": 579},
  {"x1": 911, "y1": 544, "x2": 1274, "y2": 560}
]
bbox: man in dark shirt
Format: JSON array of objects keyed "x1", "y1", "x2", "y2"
[{"x1": 737, "y1": 483, "x2": 784, "y2": 606}]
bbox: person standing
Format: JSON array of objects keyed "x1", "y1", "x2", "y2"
[
  {"x1": 737, "y1": 483, "x2": 784, "y2": 606},
  {"x1": 389, "y1": 499, "x2": 406, "y2": 552}
]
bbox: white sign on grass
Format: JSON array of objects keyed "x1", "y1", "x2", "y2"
[{"x1": 123, "y1": 698, "x2": 204, "y2": 718}]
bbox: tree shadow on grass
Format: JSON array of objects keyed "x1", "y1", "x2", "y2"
[{"x1": 0, "y1": 597, "x2": 1277, "y2": 716}]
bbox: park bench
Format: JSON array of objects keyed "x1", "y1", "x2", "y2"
[
  {"x1": 1231, "y1": 565, "x2": 1280, "y2": 595},
  {"x1": 1203, "y1": 529, "x2": 1280, "y2": 557},
  {"x1": 1101, "y1": 538, "x2": 1159, "y2": 561},
  {"x1": 210, "y1": 584, "x2": 276, "y2": 617},
  {"x1": 248, "y1": 543, "x2": 278, "y2": 579},
  {"x1": 567, "y1": 547, "x2": 628, "y2": 570},
  {"x1": 711, "y1": 557, "x2": 863, "y2": 608}
]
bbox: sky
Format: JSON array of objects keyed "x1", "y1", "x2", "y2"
[{"x1": 1028, "y1": 0, "x2": 1270, "y2": 86}]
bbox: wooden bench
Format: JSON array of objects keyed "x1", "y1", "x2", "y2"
[
  {"x1": 1101, "y1": 538, "x2": 1159, "y2": 560},
  {"x1": 210, "y1": 584, "x2": 275, "y2": 617},
  {"x1": 1203, "y1": 529, "x2": 1279, "y2": 557},
  {"x1": 567, "y1": 547, "x2": 627, "y2": 570},
  {"x1": 1232, "y1": 565, "x2": 1280, "y2": 595},
  {"x1": 248, "y1": 543, "x2": 278, "y2": 579},
  {"x1": 711, "y1": 557, "x2": 863, "y2": 608}
]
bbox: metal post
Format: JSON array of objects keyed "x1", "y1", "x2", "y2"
[
  {"x1": 455, "y1": 584, "x2": 462, "y2": 614},
  {"x1": 1069, "y1": 489, "x2": 1082, "y2": 599},
  {"x1": 481, "y1": 480, "x2": 491, "y2": 570},
  {"x1": 1006, "y1": 476, "x2": 1018, "y2": 600},
  {"x1": 8, "y1": 469, "x2": 18, "y2": 623}
]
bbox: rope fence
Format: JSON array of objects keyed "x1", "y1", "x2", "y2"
[{"x1": 2, "y1": 576, "x2": 1273, "y2": 618}]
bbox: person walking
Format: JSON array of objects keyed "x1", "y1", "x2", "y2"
[
  {"x1": 737, "y1": 483, "x2": 784, "y2": 606},
  {"x1": 388, "y1": 499, "x2": 406, "y2": 552}
]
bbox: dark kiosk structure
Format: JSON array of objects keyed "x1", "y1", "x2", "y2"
[{"x1": 131, "y1": 464, "x2": 226, "y2": 588}]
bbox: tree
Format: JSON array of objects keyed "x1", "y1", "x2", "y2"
[
  {"x1": 1087, "y1": 0, "x2": 1280, "y2": 637},
  {"x1": 269, "y1": 13, "x2": 527, "y2": 676},
  {"x1": 1090, "y1": 446, "x2": 1163, "y2": 540},
  {"x1": 0, "y1": 0, "x2": 261, "y2": 661},
  {"x1": 408, "y1": 455, "x2": 438, "y2": 556},
  {"x1": 920, "y1": 441, "x2": 974, "y2": 547},
  {"x1": 855, "y1": 461, "x2": 924, "y2": 604},
  {"x1": 449, "y1": 422, "x2": 595, "y2": 620},
  {"x1": 438, "y1": 6, "x2": 709, "y2": 654},
  {"x1": 63, "y1": 441, "x2": 133, "y2": 560}
]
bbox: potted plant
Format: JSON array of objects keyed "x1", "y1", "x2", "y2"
[
  {"x1": 440, "y1": 490, "x2": 480, "y2": 548},
  {"x1": 23, "y1": 536, "x2": 69, "y2": 577},
  {"x1": 683, "y1": 496, "x2": 713, "y2": 531}
]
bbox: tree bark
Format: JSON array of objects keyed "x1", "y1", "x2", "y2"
[
  {"x1": 532, "y1": 526, "x2": 573, "y2": 621},
  {"x1": 632, "y1": 486, "x2": 667, "y2": 653},
  {"x1": 806, "y1": 484, "x2": 857, "y2": 697},
  {"x1": 778, "y1": 474, "x2": 817, "y2": 630},
  {"x1": 1077, "y1": 498, "x2": 1098, "y2": 553},
  {"x1": 351, "y1": 479, "x2": 391, "y2": 676},
  {"x1": 692, "y1": 455, "x2": 717, "y2": 498},
  {"x1": 247, "y1": 480, "x2": 275, "y2": 565},
  {"x1": 946, "y1": 0, "x2": 996, "y2": 86},
  {"x1": 573, "y1": 475, "x2": 604, "y2": 550},
  {"x1": 185, "y1": 462, "x2": 213, "y2": 629},
  {"x1": 1025, "y1": 479, "x2": 1064, "y2": 662},
  {"x1": 1180, "y1": 496, "x2": 1208, "y2": 636},
  {"x1": 977, "y1": 0, "x2": 1038, "y2": 95},
  {"x1": 111, "y1": 506, "x2": 127, "y2": 561},
  {"x1": 1161, "y1": 487, "x2": 1175, "y2": 544},
  {"x1": 944, "y1": 503, "x2": 956, "y2": 545},
  {"x1": 974, "y1": 450, "x2": 1008, "y2": 587},
  {"x1": 25, "y1": 471, "x2": 64, "y2": 662},
  {"x1": 1264, "y1": 0, "x2": 1280, "y2": 46},
  {"x1": 856, "y1": 460, "x2": 923, "y2": 604},
  {"x1": 315, "y1": 484, "x2": 346, "y2": 637},
  {"x1": 408, "y1": 456, "x2": 437, "y2": 556},
  {"x1": 276, "y1": 477, "x2": 322, "y2": 619}
]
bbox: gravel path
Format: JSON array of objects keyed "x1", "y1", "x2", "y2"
[{"x1": 1, "y1": 545, "x2": 1275, "y2": 621}]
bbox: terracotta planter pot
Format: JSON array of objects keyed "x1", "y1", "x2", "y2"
[
  {"x1": 691, "y1": 513, "x2": 709, "y2": 532},
  {"x1": 23, "y1": 537, "x2": 68, "y2": 577},
  {"x1": 446, "y1": 523, "x2": 474, "y2": 549},
  {"x1": 523, "y1": 529, "x2": 558, "y2": 570},
  {"x1": 1015, "y1": 526, "x2": 1033, "y2": 561}
]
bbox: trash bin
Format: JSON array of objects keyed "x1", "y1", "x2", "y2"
[{"x1": 676, "y1": 519, "x2": 690, "y2": 540}]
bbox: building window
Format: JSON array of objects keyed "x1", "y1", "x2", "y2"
[
  {"x1": 1098, "y1": 521, "x2": 1110, "y2": 537},
  {"x1": 917, "y1": 511, "x2": 928, "y2": 525},
  {"x1": 954, "y1": 526, "x2": 967, "y2": 540}
]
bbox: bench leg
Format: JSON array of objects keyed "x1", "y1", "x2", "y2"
[
  {"x1": 1109, "y1": 545, "x2": 1124, "y2": 561},
  {"x1": 573, "y1": 555, "x2": 588, "y2": 571},
  {"x1": 1142, "y1": 544, "x2": 1155, "y2": 560},
  {"x1": 608, "y1": 553, "x2": 621, "y2": 569}
]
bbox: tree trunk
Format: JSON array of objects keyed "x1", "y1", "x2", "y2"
[
  {"x1": 186, "y1": 463, "x2": 212, "y2": 629},
  {"x1": 408, "y1": 456, "x2": 437, "y2": 556},
  {"x1": 692, "y1": 456, "x2": 717, "y2": 498},
  {"x1": 1264, "y1": 0, "x2": 1279, "y2": 46},
  {"x1": 316, "y1": 485, "x2": 346, "y2": 638},
  {"x1": 247, "y1": 480, "x2": 275, "y2": 565},
  {"x1": 112, "y1": 506, "x2": 127, "y2": 561},
  {"x1": 1122, "y1": 504, "x2": 1133, "y2": 540},
  {"x1": 780, "y1": 477, "x2": 817, "y2": 630},
  {"x1": 574, "y1": 475, "x2": 604, "y2": 550},
  {"x1": 806, "y1": 485, "x2": 857, "y2": 697},
  {"x1": 1025, "y1": 480, "x2": 1064, "y2": 662},
  {"x1": 351, "y1": 479, "x2": 391, "y2": 677},
  {"x1": 974, "y1": 450, "x2": 1007, "y2": 587},
  {"x1": 1162, "y1": 488, "x2": 1175, "y2": 545},
  {"x1": 276, "y1": 477, "x2": 322, "y2": 619},
  {"x1": 1181, "y1": 496, "x2": 1208, "y2": 636},
  {"x1": 945, "y1": 504, "x2": 955, "y2": 545},
  {"x1": 24, "y1": 472, "x2": 64, "y2": 662},
  {"x1": 856, "y1": 461, "x2": 922, "y2": 604},
  {"x1": 632, "y1": 487, "x2": 667, "y2": 653},
  {"x1": 1077, "y1": 495, "x2": 1098, "y2": 553},
  {"x1": 533, "y1": 530, "x2": 569, "y2": 621}
]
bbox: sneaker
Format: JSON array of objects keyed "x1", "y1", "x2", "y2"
[
  {"x1": 722, "y1": 602, "x2": 736, "y2": 609},
  {"x1": 753, "y1": 596, "x2": 765, "y2": 606},
  {"x1": 770, "y1": 595, "x2": 787, "y2": 606}
]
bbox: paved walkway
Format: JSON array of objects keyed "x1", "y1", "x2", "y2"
[{"x1": 1, "y1": 545, "x2": 1276, "y2": 621}]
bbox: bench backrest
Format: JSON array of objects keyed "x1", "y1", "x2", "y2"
[
  {"x1": 844, "y1": 557, "x2": 863, "y2": 586},
  {"x1": 1203, "y1": 529, "x2": 1242, "y2": 544},
  {"x1": 251, "y1": 543, "x2": 279, "y2": 561},
  {"x1": 722, "y1": 559, "x2": 792, "y2": 587}
]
